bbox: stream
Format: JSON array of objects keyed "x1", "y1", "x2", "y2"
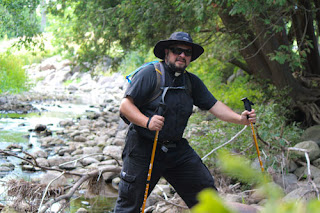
[{"x1": 0, "y1": 101, "x2": 117, "y2": 212}]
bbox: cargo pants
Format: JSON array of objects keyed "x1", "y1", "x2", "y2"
[{"x1": 113, "y1": 128, "x2": 216, "y2": 212}]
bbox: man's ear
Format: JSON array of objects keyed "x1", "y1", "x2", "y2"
[{"x1": 164, "y1": 49, "x2": 169, "y2": 60}]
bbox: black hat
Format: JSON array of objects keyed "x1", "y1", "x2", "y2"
[{"x1": 153, "y1": 32, "x2": 204, "y2": 62}]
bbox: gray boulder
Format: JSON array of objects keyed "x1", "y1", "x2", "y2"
[{"x1": 301, "y1": 125, "x2": 320, "y2": 145}]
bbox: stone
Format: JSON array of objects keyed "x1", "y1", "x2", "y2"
[
  {"x1": 293, "y1": 140, "x2": 320, "y2": 161},
  {"x1": 76, "y1": 208, "x2": 88, "y2": 213},
  {"x1": 81, "y1": 157, "x2": 100, "y2": 166},
  {"x1": 36, "y1": 158, "x2": 50, "y2": 167},
  {"x1": 59, "y1": 119, "x2": 75, "y2": 127},
  {"x1": 32, "y1": 150, "x2": 48, "y2": 158},
  {"x1": 34, "y1": 124, "x2": 47, "y2": 132},
  {"x1": 283, "y1": 185, "x2": 318, "y2": 202},
  {"x1": 272, "y1": 173, "x2": 299, "y2": 193},
  {"x1": 82, "y1": 146, "x2": 102, "y2": 155},
  {"x1": 40, "y1": 171, "x2": 67, "y2": 187},
  {"x1": 74, "y1": 135, "x2": 87, "y2": 142},
  {"x1": 301, "y1": 125, "x2": 320, "y2": 145},
  {"x1": 103, "y1": 145, "x2": 122, "y2": 160}
]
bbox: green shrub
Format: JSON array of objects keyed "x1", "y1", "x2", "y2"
[
  {"x1": 187, "y1": 99, "x2": 303, "y2": 169},
  {"x1": 0, "y1": 53, "x2": 30, "y2": 93},
  {"x1": 192, "y1": 151, "x2": 320, "y2": 213}
]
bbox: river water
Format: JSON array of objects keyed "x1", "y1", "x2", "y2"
[{"x1": 0, "y1": 102, "x2": 117, "y2": 212}]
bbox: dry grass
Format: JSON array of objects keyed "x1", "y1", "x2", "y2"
[{"x1": 6, "y1": 179, "x2": 65, "y2": 212}]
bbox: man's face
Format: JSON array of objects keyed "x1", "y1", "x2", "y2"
[{"x1": 165, "y1": 44, "x2": 192, "y2": 73}]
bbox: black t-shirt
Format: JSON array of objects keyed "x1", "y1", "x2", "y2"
[{"x1": 125, "y1": 63, "x2": 217, "y2": 110}]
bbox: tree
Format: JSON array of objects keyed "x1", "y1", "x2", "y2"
[
  {"x1": 0, "y1": 0, "x2": 42, "y2": 48},
  {"x1": 47, "y1": 0, "x2": 320, "y2": 126},
  {"x1": 216, "y1": 0, "x2": 320, "y2": 126}
]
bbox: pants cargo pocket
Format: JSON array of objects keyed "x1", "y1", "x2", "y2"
[{"x1": 118, "y1": 170, "x2": 136, "y2": 199}]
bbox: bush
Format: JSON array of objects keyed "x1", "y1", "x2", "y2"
[
  {"x1": 0, "y1": 53, "x2": 30, "y2": 93},
  {"x1": 192, "y1": 151, "x2": 320, "y2": 213}
]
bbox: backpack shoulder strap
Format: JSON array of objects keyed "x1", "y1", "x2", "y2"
[
  {"x1": 145, "y1": 61, "x2": 166, "y2": 104},
  {"x1": 184, "y1": 70, "x2": 192, "y2": 96}
]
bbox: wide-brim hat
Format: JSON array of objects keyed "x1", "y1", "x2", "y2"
[{"x1": 154, "y1": 32, "x2": 204, "y2": 62}]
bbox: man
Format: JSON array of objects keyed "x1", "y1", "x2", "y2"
[{"x1": 114, "y1": 32, "x2": 256, "y2": 212}]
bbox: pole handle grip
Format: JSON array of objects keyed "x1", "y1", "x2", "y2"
[
  {"x1": 241, "y1": 97, "x2": 254, "y2": 119},
  {"x1": 241, "y1": 97, "x2": 254, "y2": 112}
]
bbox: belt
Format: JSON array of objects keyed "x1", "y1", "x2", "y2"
[{"x1": 158, "y1": 140, "x2": 177, "y2": 152}]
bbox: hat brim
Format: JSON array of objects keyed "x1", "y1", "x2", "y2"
[{"x1": 154, "y1": 40, "x2": 204, "y2": 62}]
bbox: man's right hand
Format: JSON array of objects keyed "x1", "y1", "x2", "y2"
[{"x1": 147, "y1": 115, "x2": 165, "y2": 131}]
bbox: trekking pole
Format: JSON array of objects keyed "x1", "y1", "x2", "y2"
[
  {"x1": 141, "y1": 103, "x2": 166, "y2": 213},
  {"x1": 241, "y1": 97, "x2": 264, "y2": 172}
]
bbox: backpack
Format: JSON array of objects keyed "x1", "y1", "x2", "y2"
[
  {"x1": 125, "y1": 61, "x2": 166, "y2": 104},
  {"x1": 121, "y1": 61, "x2": 192, "y2": 124}
]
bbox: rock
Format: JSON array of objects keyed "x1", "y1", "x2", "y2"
[
  {"x1": 102, "y1": 172, "x2": 118, "y2": 182},
  {"x1": 293, "y1": 140, "x2": 320, "y2": 161},
  {"x1": 285, "y1": 159, "x2": 298, "y2": 173},
  {"x1": 93, "y1": 120, "x2": 107, "y2": 128},
  {"x1": 103, "y1": 145, "x2": 122, "y2": 160},
  {"x1": 226, "y1": 202, "x2": 259, "y2": 213},
  {"x1": 0, "y1": 166, "x2": 14, "y2": 172},
  {"x1": 32, "y1": 150, "x2": 48, "y2": 158},
  {"x1": 58, "y1": 147, "x2": 75, "y2": 156},
  {"x1": 74, "y1": 135, "x2": 87, "y2": 142},
  {"x1": 82, "y1": 146, "x2": 102, "y2": 155},
  {"x1": 152, "y1": 184, "x2": 171, "y2": 196},
  {"x1": 79, "y1": 119, "x2": 92, "y2": 126},
  {"x1": 48, "y1": 156, "x2": 73, "y2": 167},
  {"x1": 283, "y1": 185, "x2": 318, "y2": 202},
  {"x1": 112, "y1": 177, "x2": 121, "y2": 190},
  {"x1": 34, "y1": 124, "x2": 47, "y2": 132},
  {"x1": 76, "y1": 208, "x2": 88, "y2": 213},
  {"x1": 6, "y1": 144, "x2": 23, "y2": 151},
  {"x1": 223, "y1": 193, "x2": 243, "y2": 203},
  {"x1": 1, "y1": 206, "x2": 19, "y2": 213},
  {"x1": 301, "y1": 125, "x2": 320, "y2": 145},
  {"x1": 67, "y1": 84, "x2": 79, "y2": 91},
  {"x1": 40, "y1": 171, "x2": 68, "y2": 187},
  {"x1": 21, "y1": 165, "x2": 38, "y2": 171},
  {"x1": 59, "y1": 119, "x2": 75, "y2": 127},
  {"x1": 36, "y1": 158, "x2": 50, "y2": 167},
  {"x1": 40, "y1": 64, "x2": 56, "y2": 71},
  {"x1": 81, "y1": 157, "x2": 100, "y2": 166},
  {"x1": 272, "y1": 173, "x2": 299, "y2": 193},
  {"x1": 312, "y1": 158, "x2": 320, "y2": 168},
  {"x1": 294, "y1": 165, "x2": 320, "y2": 179}
]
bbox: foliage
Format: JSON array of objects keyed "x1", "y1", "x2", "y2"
[
  {"x1": 192, "y1": 151, "x2": 320, "y2": 213},
  {"x1": 187, "y1": 97, "x2": 303, "y2": 168},
  {"x1": 0, "y1": 53, "x2": 30, "y2": 93},
  {"x1": 46, "y1": 0, "x2": 217, "y2": 64},
  {"x1": 192, "y1": 188, "x2": 234, "y2": 213},
  {"x1": 0, "y1": 34, "x2": 54, "y2": 94},
  {"x1": 44, "y1": 0, "x2": 320, "y2": 126},
  {"x1": 117, "y1": 49, "x2": 157, "y2": 76},
  {"x1": 0, "y1": 0, "x2": 43, "y2": 49}
]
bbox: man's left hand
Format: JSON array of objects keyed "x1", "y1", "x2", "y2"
[{"x1": 240, "y1": 109, "x2": 256, "y2": 125}]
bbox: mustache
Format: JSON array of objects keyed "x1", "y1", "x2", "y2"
[{"x1": 176, "y1": 57, "x2": 186, "y2": 63}]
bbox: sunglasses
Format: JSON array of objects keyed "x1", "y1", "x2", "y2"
[{"x1": 169, "y1": 47, "x2": 192, "y2": 56}]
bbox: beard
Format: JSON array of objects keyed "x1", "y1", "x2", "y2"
[{"x1": 166, "y1": 57, "x2": 187, "y2": 73}]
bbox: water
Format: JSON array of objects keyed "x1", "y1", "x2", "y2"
[{"x1": 0, "y1": 102, "x2": 117, "y2": 212}]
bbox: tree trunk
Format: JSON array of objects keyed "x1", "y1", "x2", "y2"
[
  {"x1": 292, "y1": 0, "x2": 320, "y2": 76},
  {"x1": 218, "y1": 7, "x2": 320, "y2": 126},
  {"x1": 40, "y1": 0, "x2": 47, "y2": 32}
]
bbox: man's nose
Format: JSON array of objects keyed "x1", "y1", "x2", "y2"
[{"x1": 179, "y1": 52, "x2": 186, "y2": 57}]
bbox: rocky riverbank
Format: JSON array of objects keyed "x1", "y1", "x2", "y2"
[{"x1": 1, "y1": 56, "x2": 320, "y2": 212}]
